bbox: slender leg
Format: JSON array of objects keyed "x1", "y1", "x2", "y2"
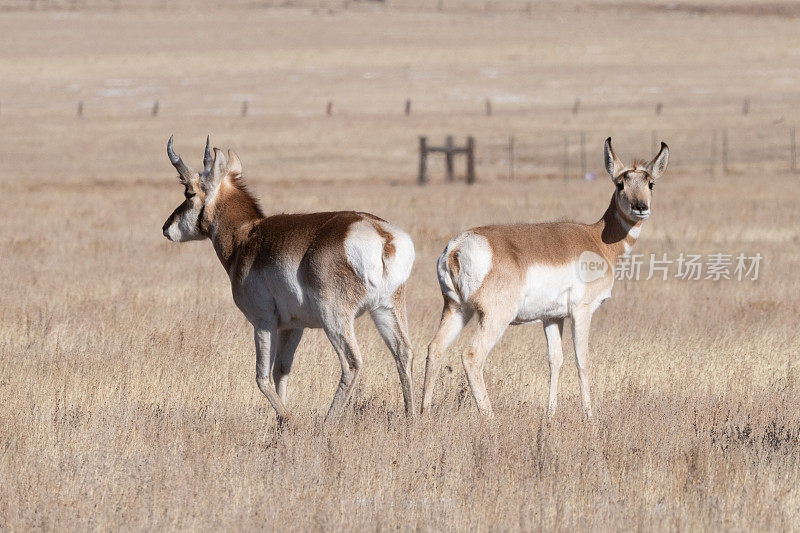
[
  {"x1": 543, "y1": 318, "x2": 565, "y2": 419},
  {"x1": 254, "y1": 322, "x2": 288, "y2": 421},
  {"x1": 461, "y1": 309, "x2": 511, "y2": 417},
  {"x1": 370, "y1": 286, "x2": 416, "y2": 417},
  {"x1": 421, "y1": 299, "x2": 472, "y2": 413},
  {"x1": 273, "y1": 328, "x2": 304, "y2": 405},
  {"x1": 571, "y1": 308, "x2": 594, "y2": 418},
  {"x1": 322, "y1": 316, "x2": 363, "y2": 423}
]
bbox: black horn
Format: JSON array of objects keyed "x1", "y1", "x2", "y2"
[
  {"x1": 202, "y1": 135, "x2": 213, "y2": 177},
  {"x1": 167, "y1": 135, "x2": 192, "y2": 179}
]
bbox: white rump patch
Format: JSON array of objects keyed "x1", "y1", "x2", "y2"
[
  {"x1": 344, "y1": 221, "x2": 384, "y2": 289},
  {"x1": 438, "y1": 232, "x2": 492, "y2": 304},
  {"x1": 344, "y1": 219, "x2": 415, "y2": 305},
  {"x1": 380, "y1": 223, "x2": 415, "y2": 294}
]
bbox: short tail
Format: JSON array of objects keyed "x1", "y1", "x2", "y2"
[
  {"x1": 435, "y1": 231, "x2": 492, "y2": 305},
  {"x1": 436, "y1": 241, "x2": 462, "y2": 304},
  {"x1": 377, "y1": 223, "x2": 415, "y2": 294}
]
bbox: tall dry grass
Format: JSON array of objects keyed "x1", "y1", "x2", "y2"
[{"x1": 1, "y1": 171, "x2": 799, "y2": 530}]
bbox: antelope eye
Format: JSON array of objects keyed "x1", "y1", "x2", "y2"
[
  {"x1": 184, "y1": 190, "x2": 195, "y2": 199},
  {"x1": 616, "y1": 182, "x2": 624, "y2": 191},
  {"x1": 648, "y1": 182, "x2": 654, "y2": 190}
]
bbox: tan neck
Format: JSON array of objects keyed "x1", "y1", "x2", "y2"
[
  {"x1": 593, "y1": 196, "x2": 644, "y2": 265},
  {"x1": 207, "y1": 181, "x2": 263, "y2": 272}
]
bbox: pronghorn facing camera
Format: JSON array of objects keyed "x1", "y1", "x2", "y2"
[
  {"x1": 162, "y1": 136, "x2": 417, "y2": 423},
  {"x1": 421, "y1": 138, "x2": 669, "y2": 419}
]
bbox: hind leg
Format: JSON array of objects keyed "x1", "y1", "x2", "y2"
[
  {"x1": 461, "y1": 308, "x2": 512, "y2": 417},
  {"x1": 421, "y1": 298, "x2": 473, "y2": 413},
  {"x1": 322, "y1": 314, "x2": 363, "y2": 423},
  {"x1": 370, "y1": 285, "x2": 416, "y2": 417}
]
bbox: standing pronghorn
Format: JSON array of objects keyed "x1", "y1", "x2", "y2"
[
  {"x1": 161, "y1": 136, "x2": 416, "y2": 423},
  {"x1": 421, "y1": 138, "x2": 669, "y2": 418}
]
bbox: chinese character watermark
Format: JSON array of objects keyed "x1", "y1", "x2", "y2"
[{"x1": 611, "y1": 252, "x2": 763, "y2": 281}]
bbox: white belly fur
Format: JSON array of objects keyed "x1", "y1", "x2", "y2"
[
  {"x1": 513, "y1": 261, "x2": 612, "y2": 323},
  {"x1": 513, "y1": 263, "x2": 582, "y2": 322}
]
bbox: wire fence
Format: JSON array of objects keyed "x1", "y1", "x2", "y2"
[
  {"x1": 2, "y1": 0, "x2": 542, "y2": 11},
  {"x1": 478, "y1": 126, "x2": 800, "y2": 181},
  {"x1": 12, "y1": 0, "x2": 799, "y2": 15}
]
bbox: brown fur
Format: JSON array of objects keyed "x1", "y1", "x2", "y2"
[
  {"x1": 465, "y1": 195, "x2": 642, "y2": 315},
  {"x1": 448, "y1": 248, "x2": 461, "y2": 279},
  {"x1": 367, "y1": 218, "x2": 396, "y2": 258}
]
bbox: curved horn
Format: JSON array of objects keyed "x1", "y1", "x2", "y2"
[
  {"x1": 167, "y1": 135, "x2": 192, "y2": 179},
  {"x1": 202, "y1": 135, "x2": 213, "y2": 176}
]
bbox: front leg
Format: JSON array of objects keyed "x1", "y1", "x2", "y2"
[
  {"x1": 273, "y1": 328, "x2": 303, "y2": 406},
  {"x1": 570, "y1": 307, "x2": 594, "y2": 419},
  {"x1": 254, "y1": 320, "x2": 288, "y2": 422},
  {"x1": 543, "y1": 318, "x2": 565, "y2": 419}
]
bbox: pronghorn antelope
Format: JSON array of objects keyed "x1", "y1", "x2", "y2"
[
  {"x1": 421, "y1": 138, "x2": 669, "y2": 419},
  {"x1": 161, "y1": 136, "x2": 416, "y2": 423}
]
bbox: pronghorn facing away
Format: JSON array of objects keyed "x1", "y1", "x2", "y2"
[
  {"x1": 421, "y1": 138, "x2": 669, "y2": 418},
  {"x1": 162, "y1": 137, "x2": 416, "y2": 423}
]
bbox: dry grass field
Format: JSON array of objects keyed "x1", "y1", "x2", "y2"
[{"x1": 2, "y1": 1, "x2": 800, "y2": 530}]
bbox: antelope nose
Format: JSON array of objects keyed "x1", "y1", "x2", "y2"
[
  {"x1": 162, "y1": 221, "x2": 170, "y2": 238},
  {"x1": 632, "y1": 201, "x2": 648, "y2": 212}
]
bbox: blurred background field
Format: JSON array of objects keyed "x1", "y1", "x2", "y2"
[{"x1": 1, "y1": 1, "x2": 799, "y2": 530}]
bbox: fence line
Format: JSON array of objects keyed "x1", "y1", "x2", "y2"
[
  {"x1": 478, "y1": 127, "x2": 800, "y2": 180},
  {"x1": 1, "y1": 95, "x2": 796, "y2": 180},
  {"x1": 0, "y1": 91, "x2": 787, "y2": 127},
  {"x1": 4, "y1": 0, "x2": 578, "y2": 14}
]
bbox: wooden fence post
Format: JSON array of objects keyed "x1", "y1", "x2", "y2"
[
  {"x1": 710, "y1": 130, "x2": 717, "y2": 178},
  {"x1": 791, "y1": 127, "x2": 797, "y2": 173},
  {"x1": 485, "y1": 98, "x2": 492, "y2": 116},
  {"x1": 722, "y1": 129, "x2": 729, "y2": 175},
  {"x1": 508, "y1": 135, "x2": 515, "y2": 181},
  {"x1": 655, "y1": 102, "x2": 663, "y2": 115},
  {"x1": 151, "y1": 101, "x2": 159, "y2": 117},
  {"x1": 241, "y1": 101, "x2": 248, "y2": 117},
  {"x1": 445, "y1": 135, "x2": 455, "y2": 181},
  {"x1": 418, "y1": 137, "x2": 428, "y2": 185},
  {"x1": 326, "y1": 101, "x2": 333, "y2": 116},
  {"x1": 466, "y1": 136, "x2": 475, "y2": 184},
  {"x1": 742, "y1": 97, "x2": 750, "y2": 116},
  {"x1": 77, "y1": 101, "x2": 83, "y2": 118},
  {"x1": 580, "y1": 131, "x2": 587, "y2": 180},
  {"x1": 405, "y1": 99, "x2": 411, "y2": 116},
  {"x1": 572, "y1": 98, "x2": 580, "y2": 115}
]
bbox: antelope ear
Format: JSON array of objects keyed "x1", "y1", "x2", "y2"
[
  {"x1": 212, "y1": 148, "x2": 227, "y2": 177},
  {"x1": 604, "y1": 137, "x2": 625, "y2": 181},
  {"x1": 647, "y1": 142, "x2": 669, "y2": 180},
  {"x1": 202, "y1": 148, "x2": 227, "y2": 190},
  {"x1": 227, "y1": 149, "x2": 242, "y2": 177}
]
